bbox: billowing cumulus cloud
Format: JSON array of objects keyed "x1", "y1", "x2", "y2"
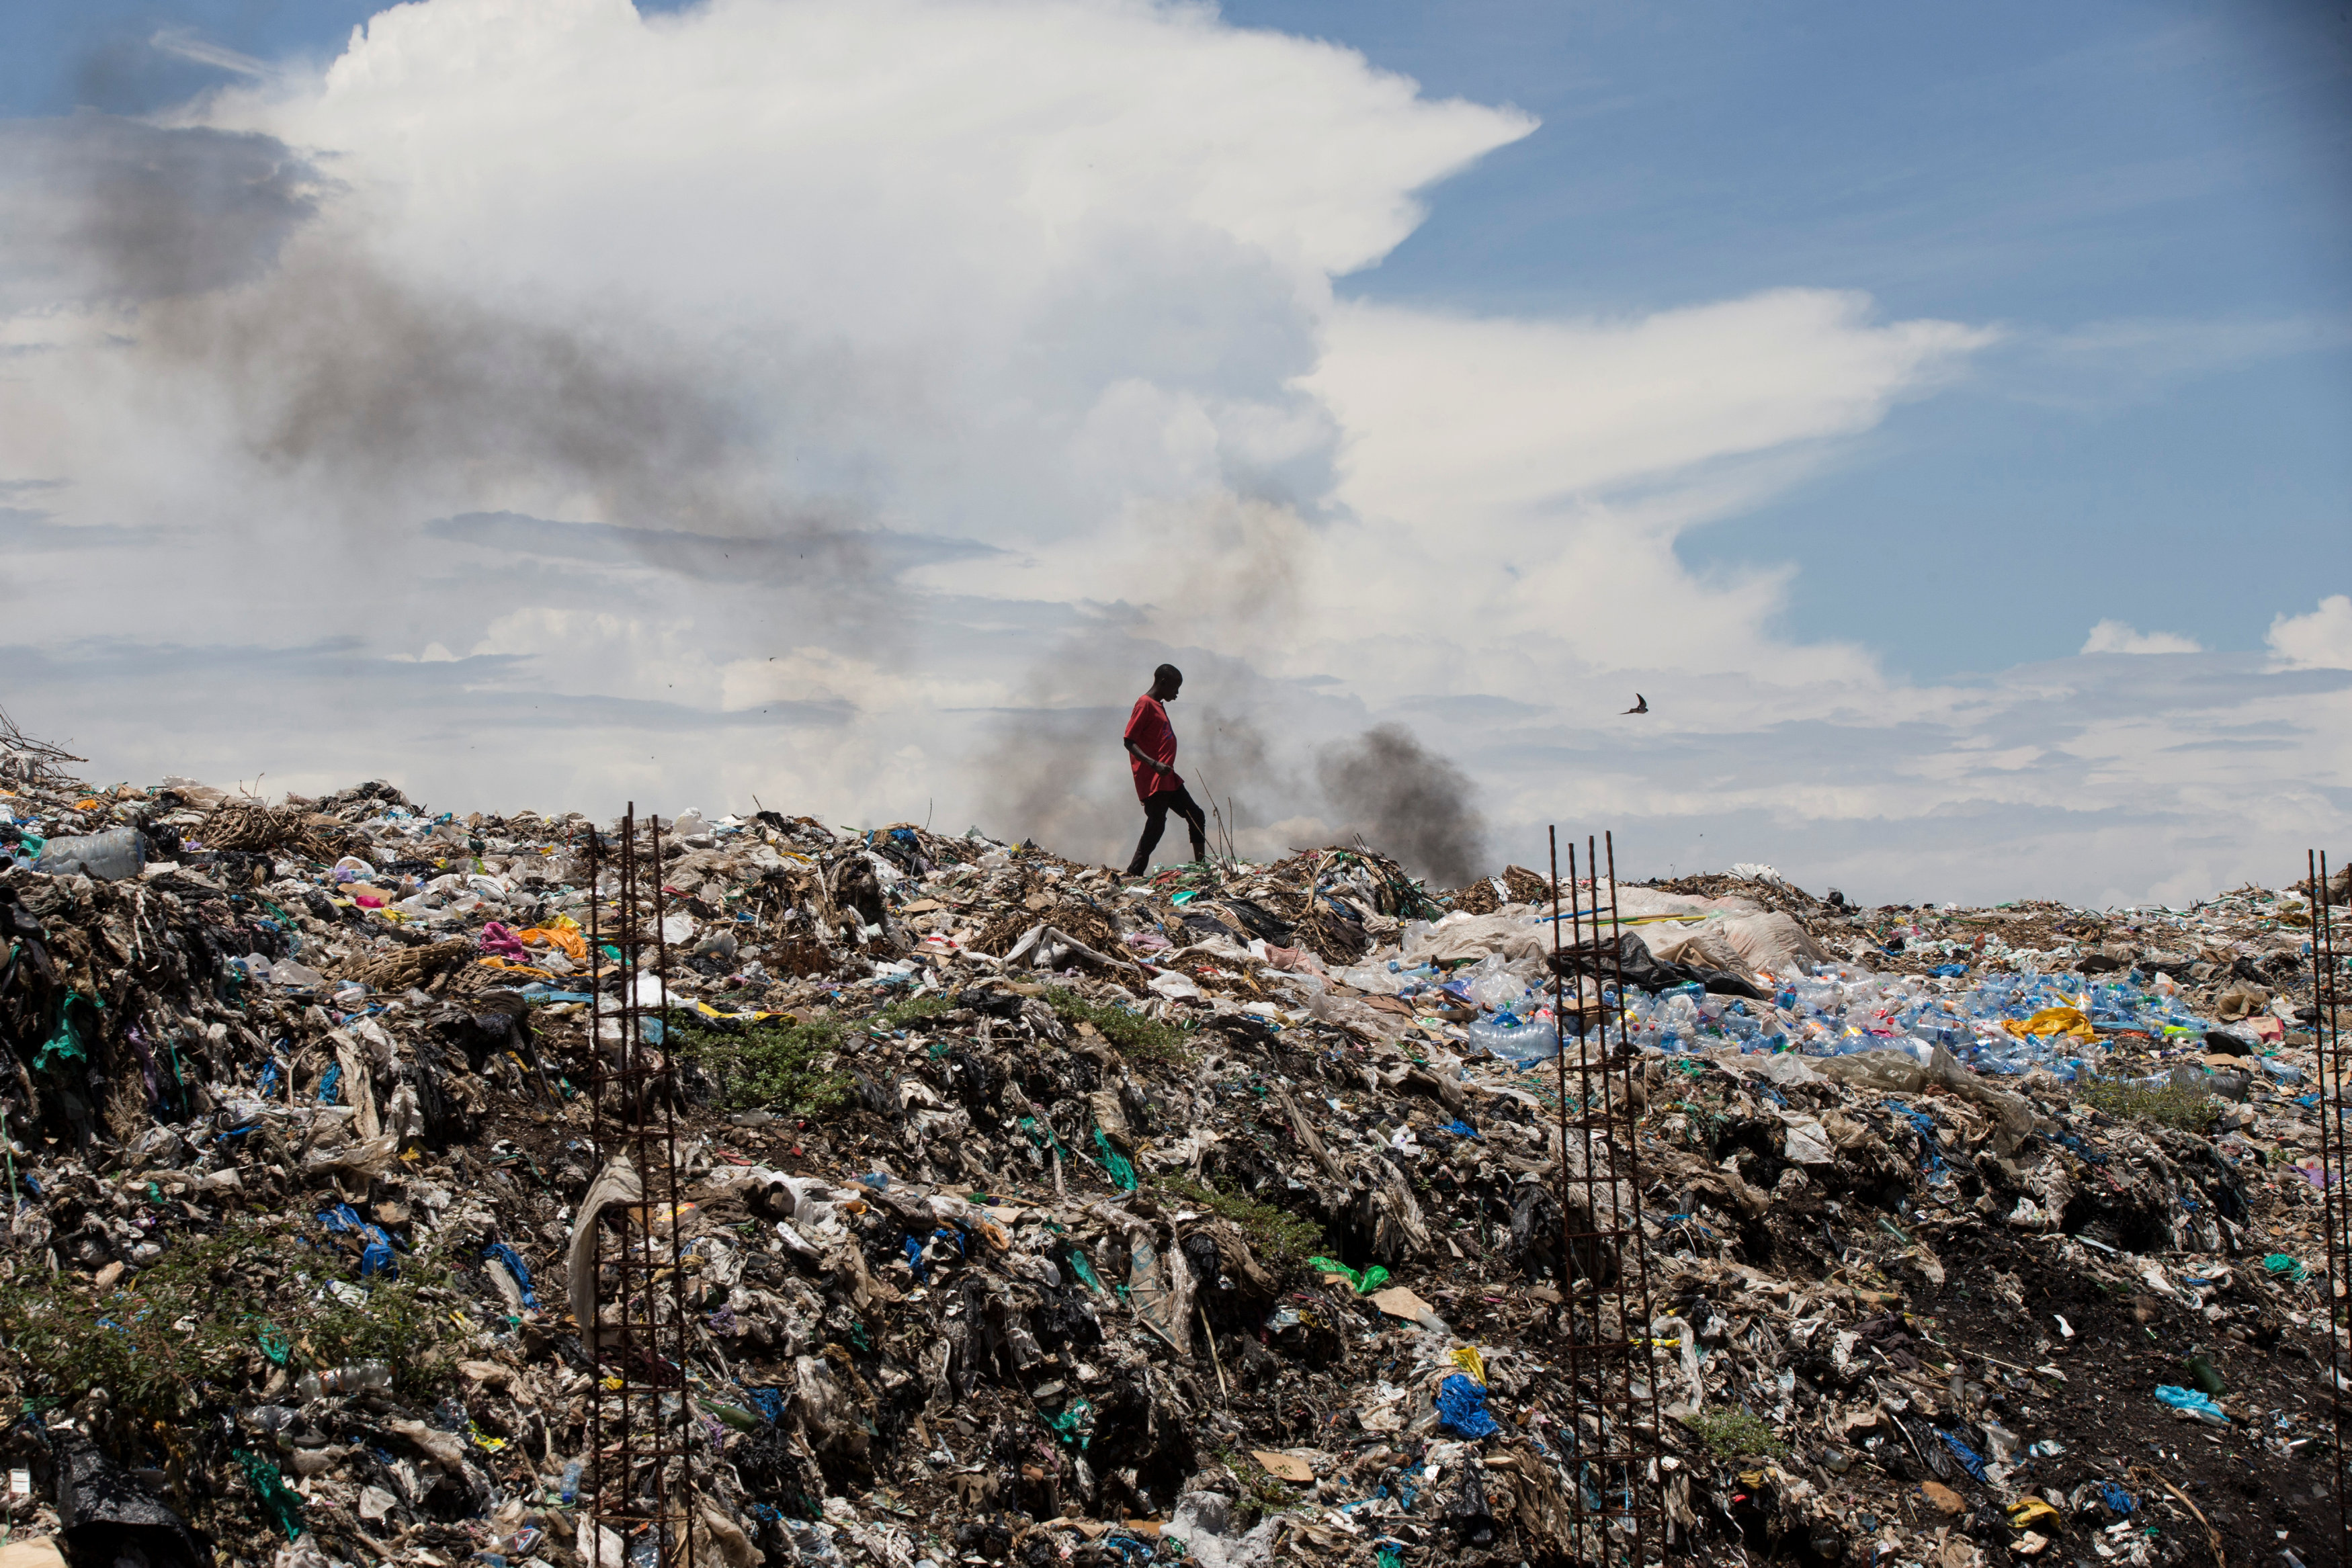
[
  {"x1": 2268, "y1": 596, "x2": 2352, "y2": 670},
  {"x1": 0, "y1": 0, "x2": 2343, "y2": 904}
]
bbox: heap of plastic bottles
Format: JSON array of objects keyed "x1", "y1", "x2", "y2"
[
  {"x1": 1338, "y1": 941, "x2": 2224, "y2": 1079},
  {"x1": 1617, "y1": 964, "x2": 2216, "y2": 1077}
]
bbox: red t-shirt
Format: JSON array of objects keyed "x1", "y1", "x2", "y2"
[{"x1": 1124, "y1": 695, "x2": 1183, "y2": 801}]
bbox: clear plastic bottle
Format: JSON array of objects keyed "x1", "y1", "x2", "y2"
[
  {"x1": 239, "y1": 1405, "x2": 298, "y2": 1440},
  {"x1": 296, "y1": 1360, "x2": 392, "y2": 1400},
  {"x1": 35, "y1": 826, "x2": 146, "y2": 881},
  {"x1": 1465, "y1": 1015, "x2": 1555, "y2": 1065},
  {"x1": 1661, "y1": 992, "x2": 1700, "y2": 1035}
]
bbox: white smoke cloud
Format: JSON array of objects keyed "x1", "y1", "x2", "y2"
[{"x1": 0, "y1": 0, "x2": 2342, "y2": 904}]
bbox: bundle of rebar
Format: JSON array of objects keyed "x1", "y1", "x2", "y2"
[
  {"x1": 2312, "y1": 849, "x2": 2349, "y2": 1560},
  {"x1": 1547, "y1": 828, "x2": 1671, "y2": 1563},
  {"x1": 587, "y1": 808, "x2": 698, "y2": 1568}
]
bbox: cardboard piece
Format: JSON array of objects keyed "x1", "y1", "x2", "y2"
[
  {"x1": 1369, "y1": 1284, "x2": 1436, "y2": 1321},
  {"x1": 1253, "y1": 1451, "x2": 1314, "y2": 1483}
]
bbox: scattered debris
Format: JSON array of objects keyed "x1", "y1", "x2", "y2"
[{"x1": 0, "y1": 763, "x2": 2343, "y2": 1565}]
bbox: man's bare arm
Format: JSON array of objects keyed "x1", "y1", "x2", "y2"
[{"x1": 1124, "y1": 739, "x2": 1175, "y2": 775}]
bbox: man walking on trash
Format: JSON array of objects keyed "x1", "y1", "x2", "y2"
[{"x1": 1122, "y1": 664, "x2": 1208, "y2": 877}]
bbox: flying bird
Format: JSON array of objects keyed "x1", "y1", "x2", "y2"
[{"x1": 1622, "y1": 694, "x2": 1648, "y2": 714}]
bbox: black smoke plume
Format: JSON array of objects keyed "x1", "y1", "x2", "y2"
[
  {"x1": 1, "y1": 114, "x2": 888, "y2": 619},
  {"x1": 0, "y1": 114, "x2": 323, "y2": 313},
  {"x1": 1316, "y1": 723, "x2": 1485, "y2": 887}
]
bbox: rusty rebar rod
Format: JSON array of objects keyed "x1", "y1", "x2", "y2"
[
  {"x1": 1551, "y1": 826, "x2": 1571, "y2": 1309},
  {"x1": 2316, "y1": 849, "x2": 2347, "y2": 1559},
  {"x1": 1606, "y1": 830, "x2": 1669, "y2": 1557}
]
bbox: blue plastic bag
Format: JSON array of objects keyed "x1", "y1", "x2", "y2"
[
  {"x1": 1434, "y1": 1373, "x2": 1499, "y2": 1438},
  {"x1": 319, "y1": 1202, "x2": 399, "y2": 1279},
  {"x1": 482, "y1": 1242, "x2": 538, "y2": 1307},
  {"x1": 2154, "y1": 1384, "x2": 2229, "y2": 1424},
  {"x1": 1936, "y1": 1429, "x2": 1987, "y2": 1481}
]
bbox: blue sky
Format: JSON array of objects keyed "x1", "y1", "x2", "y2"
[
  {"x1": 6, "y1": 1, "x2": 2343, "y2": 674},
  {"x1": 0, "y1": 0, "x2": 2345, "y2": 902},
  {"x1": 1222, "y1": 1, "x2": 2352, "y2": 676}
]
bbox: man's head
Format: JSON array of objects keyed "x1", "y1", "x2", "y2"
[{"x1": 1150, "y1": 663, "x2": 1183, "y2": 701}]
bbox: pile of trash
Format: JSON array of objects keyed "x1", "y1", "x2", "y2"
[{"x1": 0, "y1": 769, "x2": 2346, "y2": 1568}]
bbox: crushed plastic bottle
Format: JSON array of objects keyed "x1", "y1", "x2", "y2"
[{"x1": 238, "y1": 1405, "x2": 298, "y2": 1440}]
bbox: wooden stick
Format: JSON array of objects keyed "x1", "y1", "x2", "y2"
[
  {"x1": 1201, "y1": 1305, "x2": 1229, "y2": 1403},
  {"x1": 2130, "y1": 1465, "x2": 2225, "y2": 1568}
]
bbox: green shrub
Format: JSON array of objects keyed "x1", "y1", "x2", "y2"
[
  {"x1": 0, "y1": 1219, "x2": 456, "y2": 1424},
  {"x1": 1679, "y1": 1407, "x2": 1788, "y2": 1461},
  {"x1": 874, "y1": 992, "x2": 951, "y2": 1031},
  {"x1": 1043, "y1": 986, "x2": 1192, "y2": 1064},
  {"x1": 2077, "y1": 1076, "x2": 2218, "y2": 1133},
  {"x1": 669, "y1": 1014, "x2": 851, "y2": 1116},
  {"x1": 1216, "y1": 1444, "x2": 1304, "y2": 1519},
  {"x1": 1152, "y1": 1174, "x2": 1325, "y2": 1278}
]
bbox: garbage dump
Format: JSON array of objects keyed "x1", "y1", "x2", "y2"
[{"x1": 0, "y1": 769, "x2": 2346, "y2": 1567}]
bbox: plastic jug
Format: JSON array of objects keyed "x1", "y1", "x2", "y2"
[{"x1": 37, "y1": 826, "x2": 145, "y2": 881}]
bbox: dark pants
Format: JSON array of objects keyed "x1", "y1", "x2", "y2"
[{"x1": 1127, "y1": 785, "x2": 1206, "y2": 875}]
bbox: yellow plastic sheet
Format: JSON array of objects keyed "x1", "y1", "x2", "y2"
[
  {"x1": 2002, "y1": 1006, "x2": 2095, "y2": 1043},
  {"x1": 2005, "y1": 1497, "x2": 2060, "y2": 1528},
  {"x1": 692, "y1": 999, "x2": 790, "y2": 1025},
  {"x1": 1448, "y1": 1345, "x2": 1488, "y2": 1386}
]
